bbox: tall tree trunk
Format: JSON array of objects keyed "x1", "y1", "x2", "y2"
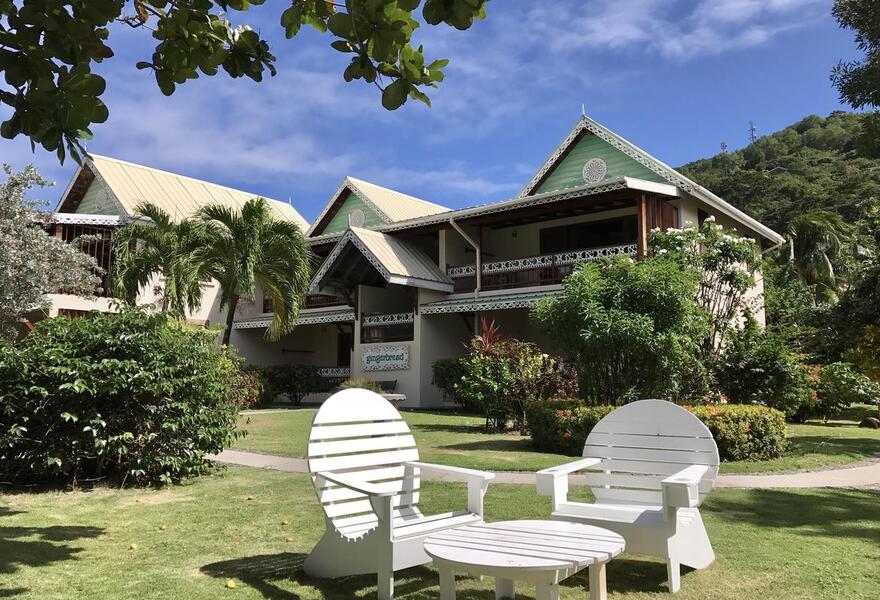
[{"x1": 222, "y1": 295, "x2": 240, "y2": 346}]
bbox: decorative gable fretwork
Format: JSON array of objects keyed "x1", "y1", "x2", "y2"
[{"x1": 361, "y1": 312, "x2": 415, "y2": 328}]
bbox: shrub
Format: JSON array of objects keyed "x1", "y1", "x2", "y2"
[
  {"x1": 453, "y1": 334, "x2": 577, "y2": 432},
  {"x1": 432, "y1": 358, "x2": 469, "y2": 408},
  {"x1": 340, "y1": 377, "x2": 383, "y2": 394},
  {"x1": 0, "y1": 309, "x2": 242, "y2": 486},
  {"x1": 687, "y1": 404, "x2": 787, "y2": 461},
  {"x1": 531, "y1": 257, "x2": 709, "y2": 405},
  {"x1": 714, "y1": 319, "x2": 815, "y2": 420},
  {"x1": 527, "y1": 399, "x2": 787, "y2": 462},
  {"x1": 526, "y1": 399, "x2": 614, "y2": 455},
  {"x1": 232, "y1": 366, "x2": 266, "y2": 409},
  {"x1": 263, "y1": 364, "x2": 325, "y2": 405},
  {"x1": 813, "y1": 362, "x2": 880, "y2": 421}
]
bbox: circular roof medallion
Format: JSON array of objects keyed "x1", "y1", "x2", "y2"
[
  {"x1": 349, "y1": 208, "x2": 366, "y2": 227},
  {"x1": 582, "y1": 158, "x2": 608, "y2": 184}
]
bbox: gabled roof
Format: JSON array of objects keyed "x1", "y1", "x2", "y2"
[
  {"x1": 521, "y1": 116, "x2": 785, "y2": 245},
  {"x1": 56, "y1": 154, "x2": 309, "y2": 230},
  {"x1": 307, "y1": 176, "x2": 449, "y2": 237},
  {"x1": 310, "y1": 226, "x2": 453, "y2": 293}
]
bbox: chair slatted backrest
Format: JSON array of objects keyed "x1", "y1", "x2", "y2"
[
  {"x1": 582, "y1": 400, "x2": 719, "y2": 507},
  {"x1": 308, "y1": 389, "x2": 421, "y2": 538}
]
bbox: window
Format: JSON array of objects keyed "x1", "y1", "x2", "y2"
[{"x1": 539, "y1": 216, "x2": 638, "y2": 254}]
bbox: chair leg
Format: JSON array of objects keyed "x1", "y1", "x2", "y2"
[
  {"x1": 495, "y1": 577, "x2": 514, "y2": 599},
  {"x1": 667, "y1": 559, "x2": 681, "y2": 593},
  {"x1": 377, "y1": 569, "x2": 394, "y2": 600}
]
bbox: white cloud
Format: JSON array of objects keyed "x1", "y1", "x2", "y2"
[{"x1": 528, "y1": 0, "x2": 825, "y2": 59}]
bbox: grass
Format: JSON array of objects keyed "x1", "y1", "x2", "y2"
[
  {"x1": 234, "y1": 406, "x2": 880, "y2": 474},
  {"x1": 0, "y1": 466, "x2": 877, "y2": 599}
]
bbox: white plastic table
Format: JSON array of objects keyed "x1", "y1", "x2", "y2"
[{"x1": 424, "y1": 520, "x2": 625, "y2": 600}]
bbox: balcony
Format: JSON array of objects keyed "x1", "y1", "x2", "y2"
[
  {"x1": 264, "y1": 293, "x2": 349, "y2": 313},
  {"x1": 360, "y1": 312, "x2": 414, "y2": 344},
  {"x1": 447, "y1": 244, "x2": 638, "y2": 293}
]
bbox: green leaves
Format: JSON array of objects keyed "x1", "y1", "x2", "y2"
[{"x1": 0, "y1": 0, "x2": 489, "y2": 163}]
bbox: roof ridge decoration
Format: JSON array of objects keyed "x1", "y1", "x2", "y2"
[
  {"x1": 307, "y1": 176, "x2": 450, "y2": 237},
  {"x1": 307, "y1": 177, "x2": 392, "y2": 237},
  {"x1": 518, "y1": 116, "x2": 785, "y2": 245}
]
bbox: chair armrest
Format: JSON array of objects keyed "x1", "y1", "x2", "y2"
[
  {"x1": 406, "y1": 461, "x2": 495, "y2": 482},
  {"x1": 661, "y1": 465, "x2": 709, "y2": 510},
  {"x1": 536, "y1": 457, "x2": 603, "y2": 497},
  {"x1": 406, "y1": 461, "x2": 494, "y2": 517},
  {"x1": 315, "y1": 470, "x2": 398, "y2": 497}
]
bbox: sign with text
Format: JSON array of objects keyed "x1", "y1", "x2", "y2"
[{"x1": 362, "y1": 344, "x2": 410, "y2": 372}]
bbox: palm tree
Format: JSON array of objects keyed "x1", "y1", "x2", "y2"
[
  {"x1": 199, "y1": 198, "x2": 312, "y2": 345},
  {"x1": 784, "y1": 210, "x2": 851, "y2": 303},
  {"x1": 112, "y1": 203, "x2": 210, "y2": 316}
]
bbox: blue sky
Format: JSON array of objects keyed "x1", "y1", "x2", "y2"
[{"x1": 0, "y1": 0, "x2": 862, "y2": 220}]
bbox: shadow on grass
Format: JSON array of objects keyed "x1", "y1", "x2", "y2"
[
  {"x1": 201, "y1": 553, "x2": 446, "y2": 599},
  {"x1": 0, "y1": 510, "x2": 104, "y2": 597},
  {"x1": 410, "y1": 422, "x2": 483, "y2": 435},
  {"x1": 786, "y1": 434, "x2": 880, "y2": 459},
  {"x1": 201, "y1": 552, "x2": 673, "y2": 599},
  {"x1": 708, "y1": 488, "x2": 880, "y2": 545},
  {"x1": 440, "y1": 438, "x2": 539, "y2": 453}
]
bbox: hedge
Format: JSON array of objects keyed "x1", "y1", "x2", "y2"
[
  {"x1": 687, "y1": 404, "x2": 787, "y2": 461},
  {"x1": 527, "y1": 399, "x2": 786, "y2": 462}
]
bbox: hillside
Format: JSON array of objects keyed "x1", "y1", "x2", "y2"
[{"x1": 681, "y1": 112, "x2": 880, "y2": 233}]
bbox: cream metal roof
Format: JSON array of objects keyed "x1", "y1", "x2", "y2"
[
  {"x1": 310, "y1": 226, "x2": 453, "y2": 292},
  {"x1": 61, "y1": 154, "x2": 309, "y2": 230},
  {"x1": 307, "y1": 176, "x2": 449, "y2": 236}
]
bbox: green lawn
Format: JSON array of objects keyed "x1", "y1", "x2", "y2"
[
  {"x1": 1, "y1": 466, "x2": 877, "y2": 599},
  {"x1": 234, "y1": 407, "x2": 880, "y2": 474}
]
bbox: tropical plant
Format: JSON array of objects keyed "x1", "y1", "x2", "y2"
[
  {"x1": 531, "y1": 257, "x2": 709, "y2": 406},
  {"x1": 199, "y1": 198, "x2": 312, "y2": 345},
  {"x1": 783, "y1": 210, "x2": 852, "y2": 303},
  {"x1": 0, "y1": 309, "x2": 242, "y2": 486},
  {"x1": 0, "y1": 0, "x2": 488, "y2": 162},
  {"x1": 649, "y1": 218, "x2": 761, "y2": 355},
  {"x1": 112, "y1": 202, "x2": 211, "y2": 316},
  {"x1": 0, "y1": 165, "x2": 101, "y2": 339},
  {"x1": 713, "y1": 318, "x2": 815, "y2": 421},
  {"x1": 813, "y1": 362, "x2": 880, "y2": 422}
]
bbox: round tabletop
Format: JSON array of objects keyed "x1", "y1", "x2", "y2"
[{"x1": 423, "y1": 520, "x2": 625, "y2": 573}]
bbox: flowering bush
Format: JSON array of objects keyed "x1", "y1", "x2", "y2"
[
  {"x1": 649, "y1": 218, "x2": 761, "y2": 356},
  {"x1": 0, "y1": 166, "x2": 102, "y2": 339},
  {"x1": 528, "y1": 399, "x2": 786, "y2": 461}
]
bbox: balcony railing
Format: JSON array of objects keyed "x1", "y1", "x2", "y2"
[
  {"x1": 360, "y1": 312, "x2": 414, "y2": 344},
  {"x1": 447, "y1": 244, "x2": 638, "y2": 293}
]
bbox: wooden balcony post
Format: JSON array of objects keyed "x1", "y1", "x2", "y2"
[{"x1": 636, "y1": 195, "x2": 648, "y2": 258}]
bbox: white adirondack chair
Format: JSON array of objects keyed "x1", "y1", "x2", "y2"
[
  {"x1": 303, "y1": 388, "x2": 495, "y2": 600},
  {"x1": 536, "y1": 399, "x2": 719, "y2": 593}
]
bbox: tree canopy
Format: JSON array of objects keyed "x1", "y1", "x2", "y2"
[
  {"x1": 0, "y1": 0, "x2": 489, "y2": 162},
  {"x1": 832, "y1": 0, "x2": 880, "y2": 110}
]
